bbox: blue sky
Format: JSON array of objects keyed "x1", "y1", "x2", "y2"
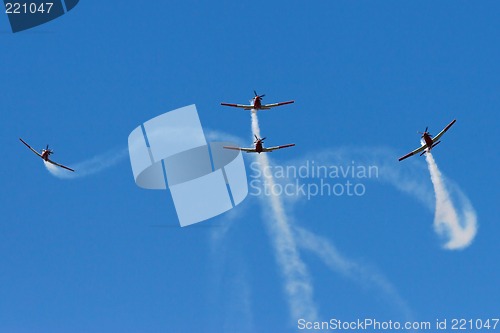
[{"x1": 1, "y1": 1, "x2": 499, "y2": 332}]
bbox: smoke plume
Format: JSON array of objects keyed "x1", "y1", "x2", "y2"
[
  {"x1": 45, "y1": 148, "x2": 128, "y2": 179},
  {"x1": 251, "y1": 111, "x2": 319, "y2": 323},
  {"x1": 425, "y1": 152, "x2": 477, "y2": 249}
]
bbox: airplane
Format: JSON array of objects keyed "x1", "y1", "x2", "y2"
[
  {"x1": 398, "y1": 119, "x2": 456, "y2": 161},
  {"x1": 221, "y1": 90, "x2": 294, "y2": 111},
  {"x1": 223, "y1": 135, "x2": 295, "y2": 153},
  {"x1": 19, "y1": 138, "x2": 75, "y2": 172}
]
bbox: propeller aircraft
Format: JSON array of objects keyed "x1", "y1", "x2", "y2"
[
  {"x1": 223, "y1": 135, "x2": 295, "y2": 154},
  {"x1": 221, "y1": 91, "x2": 294, "y2": 111},
  {"x1": 20, "y1": 138, "x2": 75, "y2": 172},
  {"x1": 398, "y1": 119, "x2": 456, "y2": 161}
]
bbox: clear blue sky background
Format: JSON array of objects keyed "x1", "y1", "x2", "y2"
[{"x1": 1, "y1": 1, "x2": 499, "y2": 332}]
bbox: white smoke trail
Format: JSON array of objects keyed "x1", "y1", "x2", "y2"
[
  {"x1": 294, "y1": 226, "x2": 415, "y2": 322},
  {"x1": 284, "y1": 147, "x2": 477, "y2": 249},
  {"x1": 205, "y1": 129, "x2": 246, "y2": 147},
  {"x1": 425, "y1": 152, "x2": 477, "y2": 250},
  {"x1": 205, "y1": 133, "x2": 414, "y2": 321},
  {"x1": 45, "y1": 147, "x2": 128, "y2": 179},
  {"x1": 251, "y1": 111, "x2": 319, "y2": 323}
]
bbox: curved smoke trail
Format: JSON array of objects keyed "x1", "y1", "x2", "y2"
[
  {"x1": 293, "y1": 226, "x2": 415, "y2": 323},
  {"x1": 283, "y1": 147, "x2": 478, "y2": 250},
  {"x1": 425, "y1": 153, "x2": 477, "y2": 250},
  {"x1": 207, "y1": 129, "x2": 415, "y2": 322},
  {"x1": 45, "y1": 148, "x2": 128, "y2": 179}
]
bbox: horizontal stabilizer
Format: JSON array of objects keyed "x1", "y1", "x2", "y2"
[{"x1": 431, "y1": 141, "x2": 441, "y2": 149}]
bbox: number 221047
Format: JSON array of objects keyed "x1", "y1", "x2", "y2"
[
  {"x1": 5, "y1": 3, "x2": 54, "y2": 14},
  {"x1": 451, "y1": 319, "x2": 499, "y2": 330}
]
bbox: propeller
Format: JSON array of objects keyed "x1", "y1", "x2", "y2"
[
  {"x1": 44, "y1": 144, "x2": 54, "y2": 155},
  {"x1": 253, "y1": 90, "x2": 265, "y2": 99},
  {"x1": 254, "y1": 135, "x2": 266, "y2": 143},
  {"x1": 417, "y1": 126, "x2": 432, "y2": 137}
]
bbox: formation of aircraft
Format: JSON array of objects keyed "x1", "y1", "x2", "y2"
[
  {"x1": 398, "y1": 119, "x2": 456, "y2": 161},
  {"x1": 221, "y1": 90, "x2": 294, "y2": 111},
  {"x1": 224, "y1": 135, "x2": 295, "y2": 154},
  {"x1": 20, "y1": 138, "x2": 75, "y2": 172},
  {"x1": 221, "y1": 91, "x2": 296, "y2": 154},
  {"x1": 20, "y1": 91, "x2": 457, "y2": 172}
]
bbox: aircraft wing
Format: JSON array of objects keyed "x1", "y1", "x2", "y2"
[
  {"x1": 262, "y1": 143, "x2": 295, "y2": 152},
  {"x1": 223, "y1": 146, "x2": 257, "y2": 153},
  {"x1": 19, "y1": 138, "x2": 43, "y2": 159},
  {"x1": 47, "y1": 159, "x2": 75, "y2": 172},
  {"x1": 398, "y1": 145, "x2": 427, "y2": 161},
  {"x1": 432, "y1": 119, "x2": 456, "y2": 143},
  {"x1": 261, "y1": 100, "x2": 294, "y2": 109},
  {"x1": 220, "y1": 103, "x2": 254, "y2": 110}
]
